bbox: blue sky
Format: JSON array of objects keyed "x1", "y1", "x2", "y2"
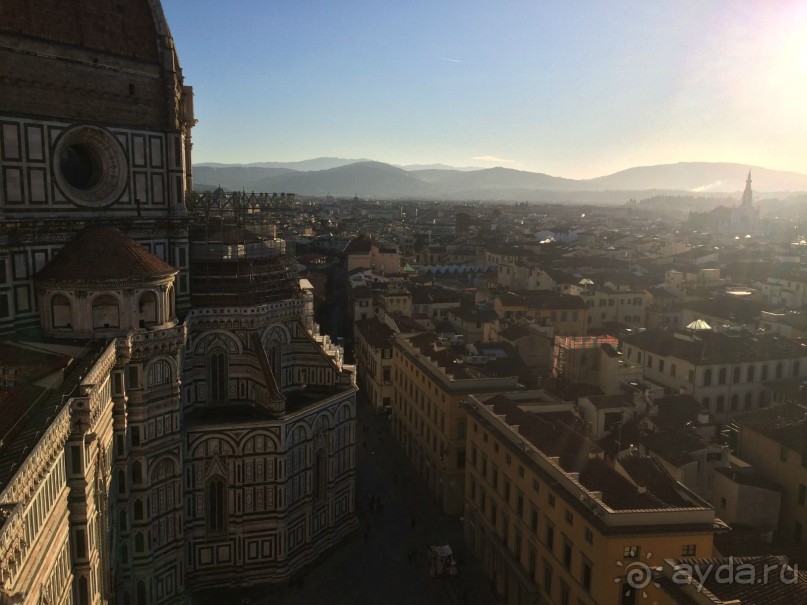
[{"x1": 162, "y1": 1, "x2": 807, "y2": 178}]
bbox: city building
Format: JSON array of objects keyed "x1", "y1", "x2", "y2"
[
  {"x1": 391, "y1": 332, "x2": 519, "y2": 514},
  {"x1": 732, "y1": 402, "x2": 807, "y2": 545},
  {"x1": 622, "y1": 326, "x2": 807, "y2": 422},
  {"x1": 463, "y1": 392, "x2": 723, "y2": 605}
]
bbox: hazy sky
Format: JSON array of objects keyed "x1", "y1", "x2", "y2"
[{"x1": 162, "y1": 0, "x2": 807, "y2": 178}]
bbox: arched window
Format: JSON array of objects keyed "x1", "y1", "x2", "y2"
[
  {"x1": 761, "y1": 364, "x2": 769, "y2": 381},
  {"x1": 209, "y1": 349, "x2": 228, "y2": 403},
  {"x1": 138, "y1": 291, "x2": 158, "y2": 327},
  {"x1": 744, "y1": 392, "x2": 753, "y2": 410},
  {"x1": 134, "y1": 499, "x2": 144, "y2": 520},
  {"x1": 118, "y1": 509, "x2": 127, "y2": 530},
  {"x1": 136, "y1": 580, "x2": 147, "y2": 605},
  {"x1": 92, "y1": 294, "x2": 120, "y2": 329},
  {"x1": 314, "y1": 449, "x2": 327, "y2": 500},
  {"x1": 701, "y1": 396, "x2": 710, "y2": 410},
  {"x1": 776, "y1": 363, "x2": 784, "y2": 379},
  {"x1": 146, "y1": 359, "x2": 172, "y2": 387},
  {"x1": 269, "y1": 341, "x2": 281, "y2": 384},
  {"x1": 730, "y1": 394, "x2": 739, "y2": 411},
  {"x1": 703, "y1": 369, "x2": 712, "y2": 386},
  {"x1": 716, "y1": 395, "x2": 725, "y2": 412},
  {"x1": 732, "y1": 367, "x2": 741, "y2": 383},
  {"x1": 759, "y1": 391, "x2": 768, "y2": 407},
  {"x1": 747, "y1": 366, "x2": 755, "y2": 382},
  {"x1": 121, "y1": 543, "x2": 128, "y2": 565},
  {"x1": 51, "y1": 294, "x2": 72, "y2": 329},
  {"x1": 134, "y1": 532, "x2": 144, "y2": 553},
  {"x1": 167, "y1": 286, "x2": 175, "y2": 321},
  {"x1": 131, "y1": 461, "x2": 143, "y2": 485},
  {"x1": 78, "y1": 576, "x2": 89, "y2": 605},
  {"x1": 718, "y1": 368, "x2": 727, "y2": 385},
  {"x1": 118, "y1": 469, "x2": 126, "y2": 494},
  {"x1": 207, "y1": 477, "x2": 226, "y2": 533}
]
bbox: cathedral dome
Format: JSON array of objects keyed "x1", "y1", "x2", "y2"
[
  {"x1": 35, "y1": 227, "x2": 179, "y2": 339},
  {"x1": 0, "y1": 0, "x2": 163, "y2": 63},
  {"x1": 36, "y1": 226, "x2": 177, "y2": 284},
  {"x1": 0, "y1": 0, "x2": 189, "y2": 132}
]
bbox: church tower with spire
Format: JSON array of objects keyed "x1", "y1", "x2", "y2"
[
  {"x1": 730, "y1": 169, "x2": 760, "y2": 235},
  {"x1": 741, "y1": 170, "x2": 754, "y2": 207}
]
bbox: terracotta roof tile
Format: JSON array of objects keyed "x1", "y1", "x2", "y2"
[{"x1": 36, "y1": 227, "x2": 178, "y2": 283}]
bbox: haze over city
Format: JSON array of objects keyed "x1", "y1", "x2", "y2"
[
  {"x1": 163, "y1": 0, "x2": 807, "y2": 178},
  {"x1": 6, "y1": 1, "x2": 807, "y2": 604}
]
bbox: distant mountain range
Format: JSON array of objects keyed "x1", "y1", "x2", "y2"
[{"x1": 192, "y1": 160, "x2": 807, "y2": 203}]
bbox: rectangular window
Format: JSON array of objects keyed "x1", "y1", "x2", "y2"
[
  {"x1": 582, "y1": 560, "x2": 592, "y2": 592},
  {"x1": 546, "y1": 524, "x2": 554, "y2": 551},
  {"x1": 681, "y1": 544, "x2": 697, "y2": 556},
  {"x1": 529, "y1": 548, "x2": 537, "y2": 580},
  {"x1": 543, "y1": 561, "x2": 553, "y2": 595},
  {"x1": 671, "y1": 363, "x2": 677, "y2": 378},
  {"x1": 562, "y1": 539, "x2": 572, "y2": 569},
  {"x1": 75, "y1": 529, "x2": 86, "y2": 559},
  {"x1": 781, "y1": 446, "x2": 789, "y2": 462},
  {"x1": 584, "y1": 527, "x2": 593, "y2": 544},
  {"x1": 624, "y1": 545, "x2": 640, "y2": 558},
  {"x1": 565, "y1": 509, "x2": 573, "y2": 525},
  {"x1": 517, "y1": 492, "x2": 524, "y2": 517},
  {"x1": 548, "y1": 493, "x2": 555, "y2": 507},
  {"x1": 799, "y1": 484, "x2": 806, "y2": 506},
  {"x1": 70, "y1": 445, "x2": 81, "y2": 474},
  {"x1": 131, "y1": 426, "x2": 141, "y2": 447},
  {"x1": 659, "y1": 359, "x2": 665, "y2": 373}
]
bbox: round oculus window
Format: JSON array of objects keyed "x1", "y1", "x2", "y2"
[{"x1": 53, "y1": 126, "x2": 127, "y2": 207}]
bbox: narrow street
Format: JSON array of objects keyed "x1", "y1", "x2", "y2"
[{"x1": 197, "y1": 394, "x2": 494, "y2": 604}]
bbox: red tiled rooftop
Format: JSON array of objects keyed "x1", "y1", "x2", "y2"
[{"x1": 36, "y1": 227, "x2": 178, "y2": 283}]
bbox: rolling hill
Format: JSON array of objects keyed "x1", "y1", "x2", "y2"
[{"x1": 192, "y1": 160, "x2": 807, "y2": 202}]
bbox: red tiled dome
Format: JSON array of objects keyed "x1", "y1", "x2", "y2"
[
  {"x1": 0, "y1": 0, "x2": 161, "y2": 63},
  {"x1": 36, "y1": 226, "x2": 178, "y2": 283}
]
